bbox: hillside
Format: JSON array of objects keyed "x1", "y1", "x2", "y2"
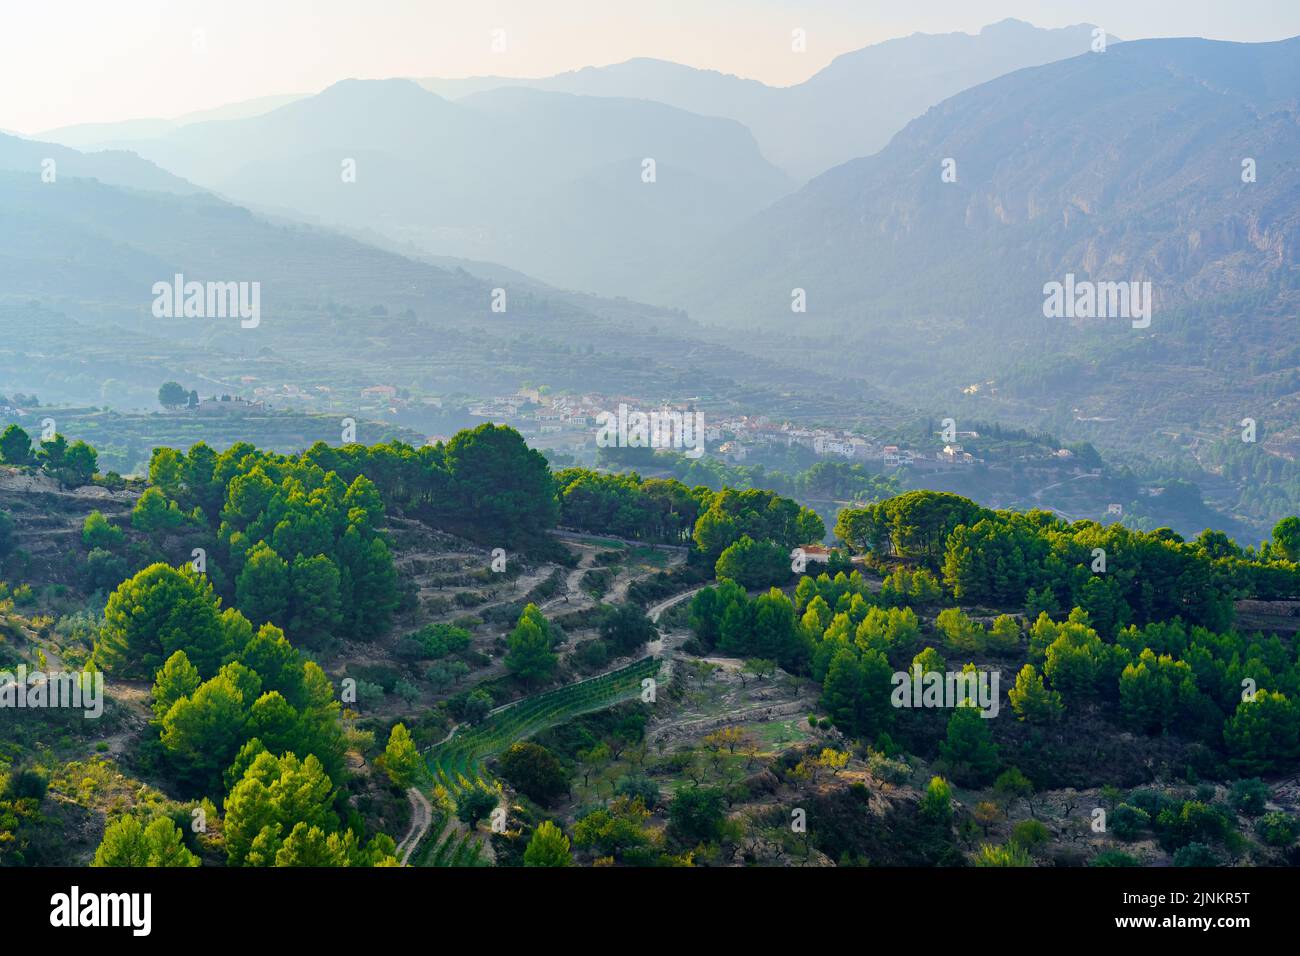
[
  {"x1": 1, "y1": 433, "x2": 1297, "y2": 876},
  {"x1": 665, "y1": 36, "x2": 1300, "y2": 525},
  {"x1": 0, "y1": 132, "x2": 200, "y2": 195},
  {"x1": 36, "y1": 92, "x2": 309, "y2": 149},
  {"x1": 0, "y1": 152, "x2": 903, "y2": 429},
  {"x1": 68, "y1": 79, "x2": 791, "y2": 299}
]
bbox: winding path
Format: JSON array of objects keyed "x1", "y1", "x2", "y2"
[
  {"x1": 397, "y1": 787, "x2": 433, "y2": 866},
  {"x1": 647, "y1": 586, "x2": 703, "y2": 623},
  {"x1": 1030, "y1": 472, "x2": 1100, "y2": 522},
  {"x1": 646, "y1": 585, "x2": 705, "y2": 658}
]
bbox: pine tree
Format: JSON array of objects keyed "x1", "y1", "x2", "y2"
[
  {"x1": 93, "y1": 816, "x2": 200, "y2": 867},
  {"x1": 524, "y1": 820, "x2": 573, "y2": 867},
  {"x1": 1008, "y1": 663, "x2": 1063, "y2": 722},
  {"x1": 505, "y1": 610, "x2": 557, "y2": 685},
  {"x1": 236, "y1": 543, "x2": 291, "y2": 627},
  {"x1": 820, "y1": 647, "x2": 864, "y2": 735},
  {"x1": 274, "y1": 822, "x2": 348, "y2": 867},
  {"x1": 152, "y1": 650, "x2": 202, "y2": 720},
  {"x1": 940, "y1": 703, "x2": 1000, "y2": 784},
  {"x1": 382, "y1": 723, "x2": 423, "y2": 787},
  {"x1": 920, "y1": 776, "x2": 954, "y2": 827}
]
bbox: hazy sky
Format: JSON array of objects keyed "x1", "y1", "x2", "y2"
[{"x1": 4, "y1": 0, "x2": 1300, "y2": 134}]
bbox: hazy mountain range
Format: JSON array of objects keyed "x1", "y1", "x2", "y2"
[
  {"x1": 38, "y1": 93, "x2": 309, "y2": 151},
  {"x1": 50, "y1": 78, "x2": 788, "y2": 298},
  {"x1": 417, "y1": 18, "x2": 1106, "y2": 180},
  {"x1": 30, "y1": 19, "x2": 1108, "y2": 296},
  {"x1": 0, "y1": 131, "x2": 199, "y2": 195},
  {"x1": 666, "y1": 34, "x2": 1300, "y2": 459},
  {"x1": 42, "y1": 18, "x2": 1105, "y2": 184},
  {"x1": 0, "y1": 150, "x2": 894, "y2": 428}
]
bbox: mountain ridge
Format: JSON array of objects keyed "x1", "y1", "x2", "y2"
[
  {"x1": 81, "y1": 78, "x2": 790, "y2": 298},
  {"x1": 416, "y1": 18, "x2": 1108, "y2": 178},
  {"x1": 662, "y1": 34, "x2": 1300, "y2": 484}
]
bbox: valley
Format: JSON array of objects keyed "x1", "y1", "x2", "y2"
[{"x1": 2, "y1": 7, "x2": 1299, "y2": 929}]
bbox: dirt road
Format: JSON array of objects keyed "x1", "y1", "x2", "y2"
[{"x1": 397, "y1": 787, "x2": 433, "y2": 866}]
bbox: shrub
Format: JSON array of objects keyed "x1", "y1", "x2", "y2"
[
  {"x1": 3, "y1": 768, "x2": 48, "y2": 802},
  {"x1": 1010, "y1": 819, "x2": 1051, "y2": 849},
  {"x1": 1172, "y1": 842, "x2": 1219, "y2": 867},
  {"x1": 1156, "y1": 801, "x2": 1229, "y2": 851},
  {"x1": 581, "y1": 567, "x2": 614, "y2": 597},
  {"x1": 575, "y1": 640, "x2": 609, "y2": 671},
  {"x1": 668, "y1": 787, "x2": 727, "y2": 844},
  {"x1": 350, "y1": 664, "x2": 403, "y2": 692},
  {"x1": 974, "y1": 842, "x2": 1033, "y2": 867},
  {"x1": 354, "y1": 680, "x2": 385, "y2": 706},
  {"x1": 614, "y1": 775, "x2": 660, "y2": 809},
  {"x1": 1110, "y1": 804, "x2": 1151, "y2": 841},
  {"x1": 456, "y1": 787, "x2": 498, "y2": 828},
  {"x1": 1256, "y1": 812, "x2": 1299, "y2": 848},
  {"x1": 462, "y1": 688, "x2": 493, "y2": 723},
  {"x1": 1127, "y1": 788, "x2": 1175, "y2": 819},
  {"x1": 425, "y1": 659, "x2": 470, "y2": 691},
  {"x1": 498, "y1": 742, "x2": 570, "y2": 806},
  {"x1": 1228, "y1": 778, "x2": 1270, "y2": 817},
  {"x1": 406, "y1": 622, "x2": 473, "y2": 660},
  {"x1": 84, "y1": 548, "x2": 128, "y2": 592},
  {"x1": 82, "y1": 511, "x2": 124, "y2": 550},
  {"x1": 866, "y1": 750, "x2": 911, "y2": 785},
  {"x1": 920, "y1": 776, "x2": 953, "y2": 826}
]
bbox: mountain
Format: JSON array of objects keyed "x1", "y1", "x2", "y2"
[
  {"x1": 419, "y1": 58, "x2": 773, "y2": 134},
  {"x1": 0, "y1": 137, "x2": 895, "y2": 427},
  {"x1": 668, "y1": 36, "x2": 1300, "y2": 477},
  {"x1": 50, "y1": 20, "x2": 1104, "y2": 189},
  {"x1": 37, "y1": 93, "x2": 309, "y2": 150},
  {"x1": 418, "y1": 19, "x2": 1106, "y2": 179},
  {"x1": 64, "y1": 78, "x2": 791, "y2": 299},
  {"x1": 0, "y1": 131, "x2": 200, "y2": 195}
]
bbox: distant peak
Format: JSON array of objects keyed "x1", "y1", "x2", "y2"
[
  {"x1": 980, "y1": 18, "x2": 1037, "y2": 34},
  {"x1": 979, "y1": 17, "x2": 1100, "y2": 37},
  {"x1": 304, "y1": 77, "x2": 457, "y2": 113},
  {"x1": 318, "y1": 77, "x2": 430, "y2": 97}
]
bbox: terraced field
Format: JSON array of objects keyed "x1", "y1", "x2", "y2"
[
  {"x1": 409, "y1": 810, "x2": 488, "y2": 868},
  {"x1": 427, "y1": 656, "x2": 662, "y2": 797}
]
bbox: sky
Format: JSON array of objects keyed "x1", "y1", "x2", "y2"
[{"x1": 3, "y1": 0, "x2": 1300, "y2": 134}]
